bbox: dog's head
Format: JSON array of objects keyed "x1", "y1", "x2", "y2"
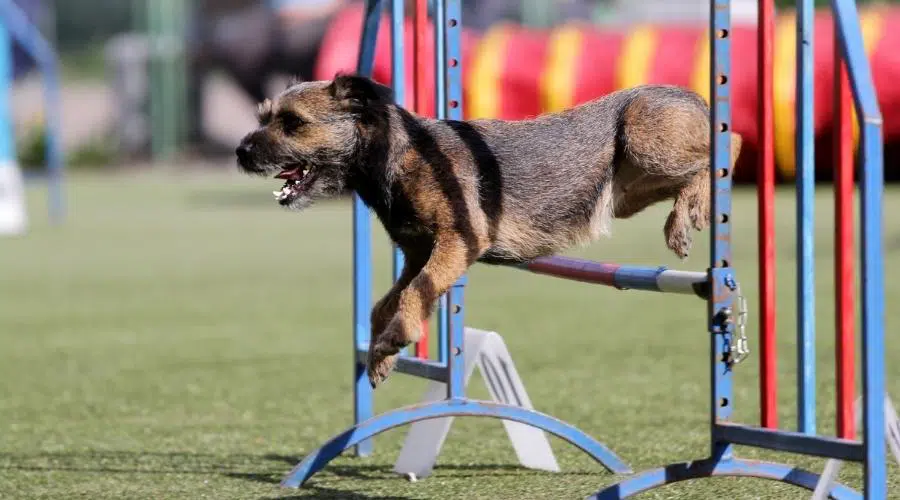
[{"x1": 235, "y1": 74, "x2": 394, "y2": 209}]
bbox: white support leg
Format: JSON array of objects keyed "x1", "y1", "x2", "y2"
[
  {"x1": 812, "y1": 394, "x2": 900, "y2": 499},
  {"x1": 393, "y1": 327, "x2": 560, "y2": 480}
]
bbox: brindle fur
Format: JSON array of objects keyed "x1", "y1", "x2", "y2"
[{"x1": 236, "y1": 75, "x2": 743, "y2": 387}]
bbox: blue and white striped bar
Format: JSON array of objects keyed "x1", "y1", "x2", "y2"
[{"x1": 516, "y1": 256, "x2": 709, "y2": 299}]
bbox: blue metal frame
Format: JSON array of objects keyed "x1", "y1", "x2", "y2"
[
  {"x1": 289, "y1": 0, "x2": 886, "y2": 493},
  {"x1": 283, "y1": 0, "x2": 631, "y2": 487},
  {"x1": 796, "y1": 0, "x2": 817, "y2": 436},
  {"x1": 390, "y1": 0, "x2": 405, "y2": 285},
  {"x1": 282, "y1": 399, "x2": 630, "y2": 488},
  {"x1": 434, "y1": 0, "x2": 450, "y2": 364},
  {"x1": 595, "y1": 0, "x2": 884, "y2": 497},
  {"x1": 590, "y1": 457, "x2": 861, "y2": 499},
  {"x1": 0, "y1": 0, "x2": 65, "y2": 224},
  {"x1": 350, "y1": 0, "x2": 384, "y2": 458},
  {"x1": 832, "y1": 0, "x2": 887, "y2": 494}
]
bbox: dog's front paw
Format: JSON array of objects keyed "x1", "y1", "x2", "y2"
[
  {"x1": 664, "y1": 210, "x2": 692, "y2": 259},
  {"x1": 366, "y1": 319, "x2": 410, "y2": 388},
  {"x1": 366, "y1": 344, "x2": 399, "y2": 389}
]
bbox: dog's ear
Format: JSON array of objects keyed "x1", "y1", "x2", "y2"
[
  {"x1": 256, "y1": 99, "x2": 274, "y2": 125},
  {"x1": 329, "y1": 74, "x2": 394, "y2": 111}
]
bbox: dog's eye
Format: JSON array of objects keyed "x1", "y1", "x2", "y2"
[{"x1": 279, "y1": 112, "x2": 304, "y2": 134}]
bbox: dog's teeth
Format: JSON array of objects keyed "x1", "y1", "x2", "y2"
[
  {"x1": 293, "y1": 180, "x2": 300, "y2": 185},
  {"x1": 273, "y1": 190, "x2": 282, "y2": 197},
  {"x1": 302, "y1": 169, "x2": 309, "y2": 176}
]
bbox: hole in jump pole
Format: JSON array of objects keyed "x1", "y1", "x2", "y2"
[
  {"x1": 717, "y1": 74, "x2": 728, "y2": 85},
  {"x1": 717, "y1": 28, "x2": 729, "y2": 39},
  {"x1": 449, "y1": 58, "x2": 459, "y2": 67},
  {"x1": 719, "y1": 122, "x2": 729, "y2": 132},
  {"x1": 453, "y1": 305, "x2": 461, "y2": 314},
  {"x1": 449, "y1": 100, "x2": 460, "y2": 109},
  {"x1": 718, "y1": 259, "x2": 729, "y2": 268},
  {"x1": 719, "y1": 213, "x2": 729, "y2": 223},
  {"x1": 720, "y1": 397, "x2": 729, "y2": 407},
  {"x1": 717, "y1": 168, "x2": 729, "y2": 178},
  {"x1": 449, "y1": 19, "x2": 458, "y2": 27}
]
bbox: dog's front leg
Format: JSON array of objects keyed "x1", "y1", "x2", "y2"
[
  {"x1": 367, "y1": 233, "x2": 478, "y2": 387},
  {"x1": 369, "y1": 249, "x2": 429, "y2": 348}
]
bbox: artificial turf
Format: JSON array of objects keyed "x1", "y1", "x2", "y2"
[{"x1": 2, "y1": 169, "x2": 898, "y2": 499}]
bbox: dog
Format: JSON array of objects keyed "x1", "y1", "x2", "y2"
[{"x1": 235, "y1": 74, "x2": 742, "y2": 388}]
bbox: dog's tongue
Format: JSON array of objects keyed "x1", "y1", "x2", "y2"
[{"x1": 275, "y1": 167, "x2": 302, "y2": 180}]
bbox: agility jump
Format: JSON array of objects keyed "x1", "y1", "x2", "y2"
[
  {"x1": 0, "y1": 0, "x2": 64, "y2": 231},
  {"x1": 262, "y1": 0, "x2": 886, "y2": 497}
]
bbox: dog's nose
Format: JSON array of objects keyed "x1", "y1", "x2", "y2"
[{"x1": 235, "y1": 143, "x2": 253, "y2": 163}]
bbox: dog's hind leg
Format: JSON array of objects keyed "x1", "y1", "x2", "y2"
[
  {"x1": 367, "y1": 232, "x2": 485, "y2": 388},
  {"x1": 665, "y1": 133, "x2": 741, "y2": 258},
  {"x1": 664, "y1": 166, "x2": 709, "y2": 259}
]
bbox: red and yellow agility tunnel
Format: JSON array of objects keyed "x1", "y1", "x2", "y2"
[{"x1": 315, "y1": 4, "x2": 900, "y2": 181}]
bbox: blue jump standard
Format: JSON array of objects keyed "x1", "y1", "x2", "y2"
[
  {"x1": 277, "y1": 0, "x2": 887, "y2": 494},
  {"x1": 280, "y1": 398, "x2": 632, "y2": 488}
]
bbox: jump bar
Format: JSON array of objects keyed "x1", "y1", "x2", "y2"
[
  {"x1": 517, "y1": 256, "x2": 709, "y2": 299},
  {"x1": 355, "y1": 348, "x2": 449, "y2": 383},
  {"x1": 714, "y1": 422, "x2": 864, "y2": 462}
]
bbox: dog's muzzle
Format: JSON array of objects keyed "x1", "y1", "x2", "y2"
[{"x1": 235, "y1": 141, "x2": 256, "y2": 171}]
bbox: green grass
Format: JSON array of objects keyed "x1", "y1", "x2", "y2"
[{"x1": 2, "y1": 170, "x2": 900, "y2": 499}]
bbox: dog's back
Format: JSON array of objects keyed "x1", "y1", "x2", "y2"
[{"x1": 417, "y1": 85, "x2": 723, "y2": 263}]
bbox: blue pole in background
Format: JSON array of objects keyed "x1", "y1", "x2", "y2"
[
  {"x1": 0, "y1": 0, "x2": 65, "y2": 225},
  {"x1": 0, "y1": 16, "x2": 26, "y2": 235},
  {"x1": 0, "y1": 20, "x2": 15, "y2": 163},
  {"x1": 795, "y1": 0, "x2": 816, "y2": 436}
]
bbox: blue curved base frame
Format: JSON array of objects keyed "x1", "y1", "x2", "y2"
[
  {"x1": 281, "y1": 398, "x2": 632, "y2": 488},
  {"x1": 590, "y1": 457, "x2": 860, "y2": 499}
]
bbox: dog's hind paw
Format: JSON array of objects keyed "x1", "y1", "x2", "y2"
[
  {"x1": 664, "y1": 210, "x2": 692, "y2": 260},
  {"x1": 688, "y1": 197, "x2": 710, "y2": 232}
]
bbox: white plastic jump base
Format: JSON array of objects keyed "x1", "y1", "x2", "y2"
[
  {"x1": 0, "y1": 161, "x2": 27, "y2": 235},
  {"x1": 812, "y1": 394, "x2": 900, "y2": 499},
  {"x1": 393, "y1": 327, "x2": 561, "y2": 480}
]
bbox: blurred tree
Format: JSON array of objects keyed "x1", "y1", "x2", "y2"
[{"x1": 50, "y1": 0, "x2": 132, "y2": 52}]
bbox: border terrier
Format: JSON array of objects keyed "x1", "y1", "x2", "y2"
[{"x1": 236, "y1": 74, "x2": 742, "y2": 388}]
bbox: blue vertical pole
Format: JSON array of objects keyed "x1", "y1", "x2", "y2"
[
  {"x1": 444, "y1": 0, "x2": 465, "y2": 398},
  {"x1": 42, "y1": 54, "x2": 63, "y2": 223},
  {"x1": 709, "y1": 0, "x2": 734, "y2": 462},
  {"x1": 0, "y1": 0, "x2": 65, "y2": 223},
  {"x1": 795, "y1": 0, "x2": 816, "y2": 436},
  {"x1": 0, "y1": 21, "x2": 14, "y2": 165},
  {"x1": 352, "y1": 0, "x2": 384, "y2": 457},
  {"x1": 860, "y1": 103, "x2": 887, "y2": 500},
  {"x1": 390, "y1": 0, "x2": 405, "y2": 283},
  {"x1": 389, "y1": 0, "x2": 409, "y2": 358},
  {"x1": 829, "y1": 0, "x2": 886, "y2": 496},
  {"x1": 434, "y1": 0, "x2": 449, "y2": 365}
]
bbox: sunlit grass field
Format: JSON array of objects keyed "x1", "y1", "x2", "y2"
[{"x1": 2, "y1": 169, "x2": 899, "y2": 499}]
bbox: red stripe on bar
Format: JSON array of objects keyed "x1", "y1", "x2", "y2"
[
  {"x1": 758, "y1": 0, "x2": 778, "y2": 430},
  {"x1": 834, "y1": 39, "x2": 856, "y2": 440},
  {"x1": 525, "y1": 257, "x2": 620, "y2": 287}
]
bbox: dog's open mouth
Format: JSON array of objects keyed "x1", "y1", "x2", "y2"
[{"x1": 273, "y1": 166, "x2": 315, "y2": 205}]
